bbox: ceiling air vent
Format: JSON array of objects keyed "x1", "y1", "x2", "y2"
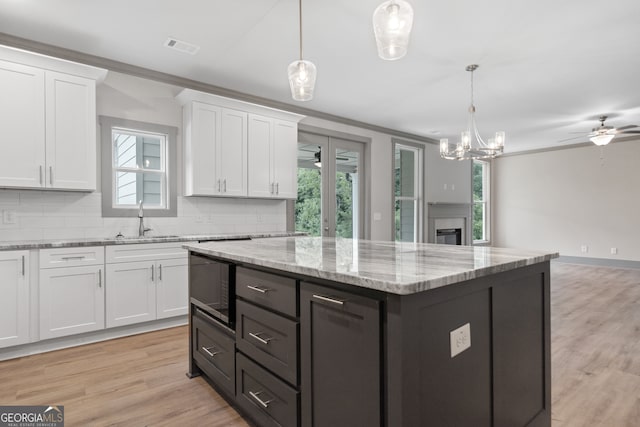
[{"x1": 164, "y1": 37, "x2": 200, "y2": 55}]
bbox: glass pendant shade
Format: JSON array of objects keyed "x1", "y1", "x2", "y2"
[
  {"x1": 373, "y1": 0, "x2": 414, "y2": 60},
  {"x1": 589, "y1": 133, "x2": 615, "y2": 146},
  {"x1": 288, "y1": 59, "x2": 317, "y2": 101}
]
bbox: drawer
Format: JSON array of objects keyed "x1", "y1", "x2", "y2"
[
  {"x1": 237, "y1": 300, "x2": 298, "y2": 385},
  {"x1": 236, "y1": 353, "x2": 299, "y2": 427},
  {"x1": 192, "y1": 309, "x2": 235, "y2": 396},
  {"x1": 40, "y1": 246, "x2": 104, "y2": 268},
  {"x1": 106, "y1": 243, "x2": 186, "y2": 263},
  {"x1": 236, "y1": 266, "x2": 297, "y2": 317}
]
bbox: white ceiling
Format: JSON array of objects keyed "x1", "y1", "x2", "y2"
[{"x1": 1, "y1": 0, "x2": 639, "y2": 153}]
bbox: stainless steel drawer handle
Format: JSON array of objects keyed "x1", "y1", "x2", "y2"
[
  {"x1": 201, "y1": 346, "x2": 222, "y2": 357},
  {"x1": 61, "y1": 256, "x2": 85, "y2": 260},
  {"x1": 98, "y1": 269, "x2": 102, "y2": 288},
  {"x1": 246, "y1": 285, "x2": 271, "y2": 294},
  {"x1": 312, "y1": 294, "x2": 346, "y2": 306},
  {"x1": 248, "y1": 332, "x2": 273, "y2": 345},
  {"x1": 249, "y1": 390, "x2": 273, "y2": 408},
  {"x1": 21, "y1": 256, "x2": 25, "y2": 277},
  {"x1": 49, "y1": 166, "x2": 53, "y2": 185}
]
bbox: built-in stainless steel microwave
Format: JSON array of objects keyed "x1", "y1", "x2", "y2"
[{"x1": 189, "y1": 253, "x2": 235, "y2": 329}]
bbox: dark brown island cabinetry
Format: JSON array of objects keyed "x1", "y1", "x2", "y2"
[{"x1": 187, "y1": 250, "x2": 551, "y2": 427}]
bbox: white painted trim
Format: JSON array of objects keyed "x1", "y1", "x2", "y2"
[
  {"x1": 0, "y1": 44, "x2": 107, "y2": 81},
  {"x1": 0, "y1": 316, "x2": 187, "y2": 361},
  {"x1": 176, "y1": 88, "x2": 304, "y2": 123}
]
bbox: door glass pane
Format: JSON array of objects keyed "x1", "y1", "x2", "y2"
[
  {"x1": 296, "y1": 144, "x2": 322, "y2": 236},
  {"x1": 335, "y1": 149, "x2": 359, "y2": 239}
]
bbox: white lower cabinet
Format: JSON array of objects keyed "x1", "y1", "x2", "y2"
[
  {"x1": 105, "y1": 243, "x2": 188, "y2": 328},
  {"x1": 0, "y1": 251, "x2": 30, "y2": 348},
  {"x1": 39, "y1": 247, "x2": 105, "y2": 340}
]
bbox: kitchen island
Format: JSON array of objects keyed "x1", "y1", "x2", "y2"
[{"x1": 184, "y1": 236, "x2": 558, "y2": 427}]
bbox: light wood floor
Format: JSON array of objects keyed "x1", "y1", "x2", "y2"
[{"x1": 1, "y1": 262, "x2": 639, "y2": 426}]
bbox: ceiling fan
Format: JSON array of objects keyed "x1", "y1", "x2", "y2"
[{"x1": 560, "y1": 115, "x2": 640, "y2": 146}]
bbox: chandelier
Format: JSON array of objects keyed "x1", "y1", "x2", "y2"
[
  {"x1": 440, "y1": 64, "x2": 505, "y2": 160},
  {"x1": 288, "y1": 0, "x2": 317, "y2": 101}
]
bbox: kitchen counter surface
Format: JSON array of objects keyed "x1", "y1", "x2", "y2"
[
  {"x1": 183, "y1": 236, "x2": 558, "y2": 295},
  {"x1": 0, "y1": 231, "x2": 303, "y2": 251}
]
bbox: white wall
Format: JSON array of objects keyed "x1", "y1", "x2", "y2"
[
  {"x1": 0, "y1": 71, "x2": 286, "y2": 241},
  {"x1": 425, "y1": 143, "x2": 472, "y2": 204},
  {"x1": 493, "y1": 139, "x2": 640, "y2": 261}
]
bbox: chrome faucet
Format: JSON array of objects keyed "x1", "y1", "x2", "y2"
[{"x1": 138, "y1": 200, "x2": 152, "y2": 237}]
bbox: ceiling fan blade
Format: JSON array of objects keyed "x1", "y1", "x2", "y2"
[
  {"x1": 620, "y1": 130, "x2": 640, "y2": 134},
  {"x1": 616, "y1": 125, "x2": 638, "y2": 131},
  {"x1": 558, "y1": 135, "x2": 586, "y2": 142}
]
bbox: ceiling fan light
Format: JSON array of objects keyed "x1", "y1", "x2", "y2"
[
  {"x1": 288, "y1": 59, "x2": 317, "y2": 101},
  {"x1": 590, "y1": 133, "x2": 615, "y2": 146},
  {"x1": 373, "y1": 0, "x2": 414, "y2": 60}
]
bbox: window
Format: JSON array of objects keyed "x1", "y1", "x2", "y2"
[
  {"x1": 394, "y1": 142, "x2": 423, "y2": 242},
  {"x1": 473, "y1": 160, "x2": 490, "y2": 243},
  {"x1": 100, "y1": 116, "x2": 177, "y2": 217}
]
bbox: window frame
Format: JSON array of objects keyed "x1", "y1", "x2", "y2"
[
  {"x1": 392, "y1": 140, "x2": 425, "y2": 243},
  {"x1": 472, "y1": 159, "x2": 490, "y2": 244},
  {"x1": 100, "y1": 116, "x2": 177, "y2": 217}
]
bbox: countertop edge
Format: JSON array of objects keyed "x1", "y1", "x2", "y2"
[
  {"x1": 183, "y1": 240, "x2": 558, "y2": 295},
  {"x1": 0, "y1": 232, "x2": 305, "y2": 251}
]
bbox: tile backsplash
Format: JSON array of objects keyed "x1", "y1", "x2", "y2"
[{"x1": 0, "y1": 189, "x2": 287, "y2": 241}]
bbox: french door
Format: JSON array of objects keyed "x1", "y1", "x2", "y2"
[{"x1": 296, "y1": 132, "x2": 365, "y2": 238}]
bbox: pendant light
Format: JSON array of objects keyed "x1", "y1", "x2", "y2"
[
  {"x1": 288, "y1": 0, "x2": 317, "y2": 101},
  {"x1": 372, "y1": 0, "x2": 414, "y2": 60},
  {"x1": 440, "y1": 64, "x2": 505, "y2": 160}
]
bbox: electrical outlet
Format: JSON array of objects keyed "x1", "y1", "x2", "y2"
[
  {"x1": 580, "y1": 245, "x2": 588, "y2": 253},
  {"x1": 450, "y1": 323, "x2": 471, "y2": 358},
  {"x1": 611, "y1": 248, "x2": 618, "y2": 255}
]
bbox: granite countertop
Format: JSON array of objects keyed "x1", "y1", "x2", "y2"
[
  {"x1": 0, "y1": 231, "x2": 304, "y2": 251},
  {"x1": 183, "y1": 236, "x2": 559, "y2": 295}
]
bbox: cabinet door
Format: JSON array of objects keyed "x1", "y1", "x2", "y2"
[
  {"x1": 300, "y1": 282, "x2": 381, "y2": 427},
  {"x1": 39, "y1": 265, "x2": 104, "y2": 339},
  {"x1": 0, "y1": 251, "x2": 29, "y2": 348},
  {"x1": 247, "y1": 114, "x2": 274, "y2": 198},
  {"x1": 272, "y1": 120, "x2": 298, "y2": 199},
  {"x1": 219, "y1": 108, "x2": 248, "y2": 196},
  {"x1": 106, "y1": 261, "x2": 156, "y2": 327},
  {"x1": 0, "y1": 60, "x2": 45, "y2": 188},
  {"x1": 156, "y1": 258, "x2": 188, "y2": 319},
  {"x1": 45, "y1": 71, "x2": 96, "y2": 190},
  {"x1": 185, "y1": 101, "x2": 221, "y2": 196}
]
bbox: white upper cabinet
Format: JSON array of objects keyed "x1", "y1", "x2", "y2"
[
  {"x1": 0, "y1": 46, "x2": 106, "y2": 191},
  {"x1": 272, "y1": 119, "x2": 299, "y2": 199},
  {"x1": 177, "y1": 89, "x2": 303, "y2": 199},
  {"x1": 45, "y1": 71, "x2": 97, "y2": 190},
  {"x1": 247, "y1": 114, "x2": 273, "y2": 198},
  {"x1": 247, "y1": 115, "x2": 299, "y2": 199},
  {"x1": 0, "y1": 60, "x2": 45, "y2": 188}
]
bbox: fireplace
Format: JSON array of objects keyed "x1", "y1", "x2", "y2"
[
  {"x1": 427, "y1": 203, "x2": 472, "y2": 245},
  {"x1": 436, "y1": 228, "x2": 462, "y2": 245}
]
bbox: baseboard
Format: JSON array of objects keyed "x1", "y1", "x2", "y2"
[
  {"x1": 555, "y1": 256, "x2": 640, "y2": 270},
  {"x1": 0, "y1": 316, "x2": 187, "y2": 361}
]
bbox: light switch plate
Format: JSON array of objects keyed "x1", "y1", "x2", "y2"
[
  {"x1": 2, "y1": 209, "x2": 16, "y2": 224},
  {"x1": 450, "y1": 323, "x2": 471, "y2": 358}
]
